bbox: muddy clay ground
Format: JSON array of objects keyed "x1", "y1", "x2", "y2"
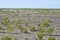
[{"x1": 0, "y1": 9, "x2": 60, "y2": 40}]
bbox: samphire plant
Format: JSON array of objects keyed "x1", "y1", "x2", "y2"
[
  {"x1": 12, "y1": 17, "x2": 21, "y2": 26},
  {"x1": 42, "y1": 19, "x2": 49, "y2": 27},
  {"x1": 31, "y1": 18, "x2": 35, "y2": 22},
  {"x1": 36, "y1": 11, "x2": 40, "y2": 16},
  {"x1": 2, "y1": 17, "x2": 10, "y2": 26},
  {"x1": 37, "y1": 23, "x2": 40, "y2": 27},
  {"x1": 38, "y1": 27, "x2": 44, "y2": 33},
  {"x1": 16, "y1": 17, "x2": 21, "y2": 24},
  {"x1": 46, "y1": 27, "x2": 53, "y2": 35},
  {"x1": 2, "y1": 36, "x2": 12, "y2": 40},
  {"x1": 37, "y1": 32, "x2": 43, "y2": 40},
  {"x1": 43, "y1": 10, "x2": 48, "y2": 15},
  {"x1": 29, "y1": 26, "x2": 35, "y2": 32},
  {"x1": 26, "y1": 22, "x2": 29, "y2": 26},
  {"x1": 48, "y1": 36, "x2": 55, "y2": 40},
  {"x1": 7, "y1": 26, "x2": 12, "y2": 33},
  {"x1": 14, "y1": 37, "x2": 17, "y2": 40},
  {"x1": 0, "y1": 26, "x2": 2, "y2": 30},
  {"x1": 17, "y1": 25, "x2": 27, "y2": 33},
  {"x1": 22, "y1": 28, "x2": 27, "y2": 33}
]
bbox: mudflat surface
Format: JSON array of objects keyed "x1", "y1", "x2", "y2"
[{"x1": 0, "y1": 9, "x2": 60, "y2": 40}]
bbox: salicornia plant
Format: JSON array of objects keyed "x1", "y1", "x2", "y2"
[
  {"x1": 42, "y1": 19, "x2": 49, "y2": 27},
  {"x1": 0, "y1": 26, "x2": 2, "y2": 30},
  {"x1": 7, "y1": 26, "x2": 12, "y2": 33},
  {"x1": 37, "y1": 32, "x2": 43, "y2": 40},
  {"x1": 2, "y1": 36, "x2": 12, "y2": 40},
  {"x1": 2, "y1": 17, "x2": 10, "y2": 26},
  {"x1": 29, "y1": 26, "x2": 35, "y2": 32},
  {"x1": 46, "y1": 27, "x2": 53, "y2": 35},
  {"x1": 36, "y1": 11, "x2": 40, "y2": 16},
  {"x1": 13, "y1": 17, "x2": 21, "y2": 26},
  {"x1": 14, "y1": 37, "x2": 17, "y2": 40},
  {"x1": 17, "y1": 25, "x2": 27, "y2": 33},
  {"x1": 38, "y1": 27, "x2": 44, "y2": 33},
  {"x1": 48, "y1": 36, "x2": 55, "y2": 40}
]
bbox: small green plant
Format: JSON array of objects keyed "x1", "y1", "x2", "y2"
[
  {"x1": 16, "y1": 17, "x2": 21, "y2": 24},
  {"x1": 46, "y1": 27, "x2": 53, "y2": 35},
  {"x1": 37, "y1": 24, "x2": 41, "y2": 27},
  {"x1": 2, "y1": 36, "x2": 12, "y2": 40},
  {"x1": 43, "y1": 10, "x2": 48, "y2": 14},
  {"x1": 22, "y1": 28, "x2": 27, "y2": 33},
  {"x1": 48, "y1": 36, "x2": 55, "y2": 40},
  {"x1": 37, "y1": 32, "x2": 43, "y2": 40},
  {"x1": 0, "y1": 26, "x2": 2, "y2": 30},
  {"x1": 18, "y1": 26, "x2": 27, "y2": 33},
  {"x1": 29, "y1": 26, "x2": 35, "y2": 32},
  {"x1": 12, "y1": 17, "x2": 21, "y2": 26},
  {"x1": 26, "y1": 22, "x2": 29, "y2": 26},
  {"x1": 37, "y1": 12, "x2": 40, "y2": 16},
  {"x1": 7, "y1": 26, "x2": 12, "y2": 33},
  {"x1": 2, "y1": 17, "x2": 10, "y2": 26},
  {"x1": 38, "y1": 27, "x2": 44, "y2": 33},
  {"x1": 12, "y1": 20, "x2": 15, "y2": 25},
  {"x1": 31, "y1": 18, "x2": 35, "y2": 22},
  {"x1": 42, "y1": 20, "x2": 49, "y2": 27},
  {"x1": 14, "y1": 37, "x2": 17, "y2": 40}
]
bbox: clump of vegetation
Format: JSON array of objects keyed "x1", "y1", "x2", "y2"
[
  {"x1": 37, "y1": 32, "x2": 43, "y2": 40},
  {"x1": 26, "y1": 22, "x2": 29, "y2": 26},
  {"x1": 46, "y1": 27, "x2": 53, "y2": 35},
  {"x1": 36, "y1": 11, "x2": 40, "y2": 16},
  {"x1": 2, "y1": 17, "x2": 10, "y2": 26},
  {"x1": 48, "y1": 36, "x2": 55, "y2": 40},
  {"x1": 42, "y1": 19, "x2": 49, "y2": 27},
  {"x1": 31, "y1": 18, "x2": 35, "y2": 22},
  {"x1": 16, "y1": 17, "x2": 21, "y2": 24},
  {"x1": 38, "y1": 27, "x2": 44, "y2": 33},
  {"x1": 0, "y1": 26, "x2": 2, "y2": 30},
  {"x1": 12, "y1": 17, "x2": 21, "y2": 26},
  {"x1": 7, "y1": 26, "x2": 12, "y2": 33},
  {"x1": 37, "y1": 23, "x2": 40, "y2": 27},
  {"x1": 43, "y1": 10, "x2": 48, "y2": 14},
  {"x1": 18, "y1": 25, "x2": 27, "y2": 33},
  {"x1": 22, "y1": 28, "x2": 27, "y2": 33},
  {"x1": 2, "y1": 36, "x2": 12, "y2": 40},
  {"x1": 29, "y1": 26, "x2": 35, "y2": 32},
  {"x1": 14, "y1": 37, "x2": 17, "y2": 40}
]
